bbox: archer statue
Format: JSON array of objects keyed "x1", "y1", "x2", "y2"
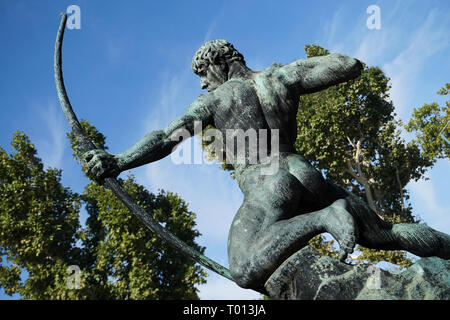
[{"x1": 83, "y1": 39, "x2": 450, "y2": 292}]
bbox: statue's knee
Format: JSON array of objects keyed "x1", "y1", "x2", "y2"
[{"x1": 229, "y1": 260, "x2": 259, "y2": 289}]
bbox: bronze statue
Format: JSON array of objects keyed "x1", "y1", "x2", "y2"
[{"x1": 81, "y1": 39, "x2": 450, "y2": 292}]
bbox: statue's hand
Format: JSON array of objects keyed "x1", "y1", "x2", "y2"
[{"x1": 83, "y1": 149, "x2": 122, "y2": 181}]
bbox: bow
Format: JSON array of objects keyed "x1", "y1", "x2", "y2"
[{"x1": 54, "y1": 13, "x2": 233, "y2": 281}]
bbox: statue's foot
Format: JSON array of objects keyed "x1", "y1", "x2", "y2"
[{"x1": 325, "y1": 199, "x2": 356, "y2": 262}]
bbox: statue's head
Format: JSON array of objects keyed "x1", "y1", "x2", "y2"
[{"x1": 191, "y1": 39, "x2": 246, "y2": 91}]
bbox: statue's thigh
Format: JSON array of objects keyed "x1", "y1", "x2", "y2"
[
  {"x1": 228, "y1": 169, "x2": 302, "y2": 263},
  {"x1": 283, "y1": 154, "x2": 327, "y2": 199},
  {"x1": 234, "y1": 166, "x2": 302, "y2": 236}
]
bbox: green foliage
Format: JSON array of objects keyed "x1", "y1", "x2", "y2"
[
  {"x1": 405, "y1": 83, "x2": 450, "y2": 160},
  {"x1": 304, "y1": 44, "x2": 329, "y2": 57},
  {"x1": 79, "y1": 178, "x2": 206, "y2": 299},
  {"x1": 0, "y1": 125, "x2": 206, "y2": 299},
  {"x1": 353, "y1": 246, "x2": 413, "y2": 269},
  {"x1": 199, "y1": 124, "x2": 235, "y2": 177},
  {"x1": 0, "y1": 132, "x2": 82, "y2": 298},
  {"x1": 308, "y1": 235, "x2": 338, "y2": 259},
  {"x1": 297, "y1": 44, "x2": 437, "y2": 266}
]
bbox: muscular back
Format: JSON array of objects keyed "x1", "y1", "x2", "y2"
[
  {"x1": 211, "y1": 77, "x2": 269, "y2": 134},
  {"x1": 252, "y1": 66, "x2": 302, "y2": 150},
  {"x1": 208, "y1": 66, "x2": 301, "y2": 172}
]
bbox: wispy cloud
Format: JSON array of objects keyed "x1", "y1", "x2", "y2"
[
  {"x1": 203, "y1": 19, "x2": 218, "y2": 43},
  {"x1": 408, "y1": 178, "x2": 450, "y2": 234},
  {"x1": 349, "y1": 1, "x2": 405, "y2": 64},
  {"x1": 352, "y1": 30, "x2": 389, "y2": 65},
  {"x1": 323, "y1": 7, "x2": 345, "y2": 50},
  {"x1": 382, "y1": 9, "x2": 449, "y2": 117},
  {"x1": 35, "y1": 101, "x2": 66, "y2": 169},
  {"x1": 324, "y1": 5, "x2": 449, "y2": 127},
  {"x1": 106, "y1": 39, "x2": 124, "y2": 65},
  {"x1": 202, "y1": 1, "x2": 227, "y2": 43},
  {"x1": 142, "y1": 63, "x2": 196, "y2": 133}
]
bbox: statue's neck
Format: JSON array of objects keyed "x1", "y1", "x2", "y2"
[{"x1": 228, "y1": 61, "x2": 253, "y2": 80}]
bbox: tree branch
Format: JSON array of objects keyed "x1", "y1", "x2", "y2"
[
  {"x1": 395, "y1": 168, "x2": 405, "y2": 214},
  {"x1": 347, "y1": 138, "x2": 383, "y2": 218}
]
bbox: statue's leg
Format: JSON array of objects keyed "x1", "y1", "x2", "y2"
[
  {"x1": 390, "y1": 224, "x2": 450, "y2": 259},
  {"x1": 283, "y1": 153, "x2": 450, "y2": 259},
  {"x1": 338, "y1": 185, "x2": 450, "y2": 260},
  {"x1": 228, "y1": 165, "x2": 356, "y2": 290}
]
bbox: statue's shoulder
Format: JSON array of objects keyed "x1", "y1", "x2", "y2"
[
  {"x1": 214, "y1": 78, "x2": 247, "y2": 96},
  {"x1": 222, "y1": 72, "x2": 269, "y2": 90},
  {"x1": 188, "y1": 91, "x2": 219, "y2": 113},
  {"x1": 223, "y1": 77, "x2": 247, "y2": 88},
  {"x1": 253, "y1": 65, "x2": 285, "y2": 82},
  {"x1": 251, "y1": 66, "x2": 289, "y2": 91}
]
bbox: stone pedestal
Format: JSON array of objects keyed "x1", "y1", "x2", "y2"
[{"x1": 264, "y1": 246, "x2": 450, "y2": 300}]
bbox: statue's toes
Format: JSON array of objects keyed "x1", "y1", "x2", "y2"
[
  {"x1": 338, "y1": 249, "x2": 348, "y2": 262},
  {"x1": 337, "y1": 232, "x2": 356, "y2": 262}
]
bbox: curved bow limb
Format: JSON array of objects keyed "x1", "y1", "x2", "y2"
[{"x1": 54, "y1": 13, "x2": 233, "y2": 281}]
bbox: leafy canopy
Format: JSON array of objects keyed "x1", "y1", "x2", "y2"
[{"x1": 0, "y1": 122, "x2": 206, "y2": 299}]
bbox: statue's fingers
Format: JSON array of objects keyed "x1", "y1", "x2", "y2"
[
  {"x1": 84, "y1": 149, "x2": 107, "y2": 162},
  {"x1": 85, "y1": 154, "x2": 101, "y2": 171},
  {"x1": 96, "y1": 166, "x2": 106, "y2": 179},
  {"x1": 90, "y1": 162, "x2": 105, "y2": 179},
  {"x1": 83, "y1": 150, "x2": 97, "y2": 162},
  {"x1": 338, "y1": 250, "x2": 348, "y2": 262}
]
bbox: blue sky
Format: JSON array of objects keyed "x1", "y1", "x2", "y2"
[{"x1": 0, "y1": 0, "x2": 449, "y2": 299}]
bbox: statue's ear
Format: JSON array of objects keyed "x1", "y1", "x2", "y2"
[{"x1": 220, "y1": 59, "x2": 229, "y2": 76}]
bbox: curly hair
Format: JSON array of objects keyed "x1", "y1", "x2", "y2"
[{"x1": 191, "y1": 39, "x2": 246, "y2": 75}]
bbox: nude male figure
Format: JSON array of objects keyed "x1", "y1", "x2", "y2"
[{"x1": 84, "y1": 40, "x2": 450, "y2": 291}]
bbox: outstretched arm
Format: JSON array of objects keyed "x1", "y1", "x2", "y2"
[
  {"x1": 278, "y1": 53, "x2": 363, "y2": 94},
  {"x1": 84, "y1": 93, "x2": 215, "y2": 179}
]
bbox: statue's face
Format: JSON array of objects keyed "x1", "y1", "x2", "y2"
[{"x1": 199, "y1": 63, "x2": 227, "y2": 92}]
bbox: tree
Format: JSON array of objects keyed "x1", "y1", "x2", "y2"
[
  {"x1": 0, "y1": 123, "x2": 206, "y2": 299},
  {"x1": 295, "y1": 45, "x2": 436, "y2": 267},
  {"x1": 0, "y1": 132, "x2": 82, "y2": 298},
  {"x1": 199, "y1": 45, "x2": 440, "y2": 268},
  {"x1": 405, "y1": 83, "x2": 450, "y2": 161}
]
